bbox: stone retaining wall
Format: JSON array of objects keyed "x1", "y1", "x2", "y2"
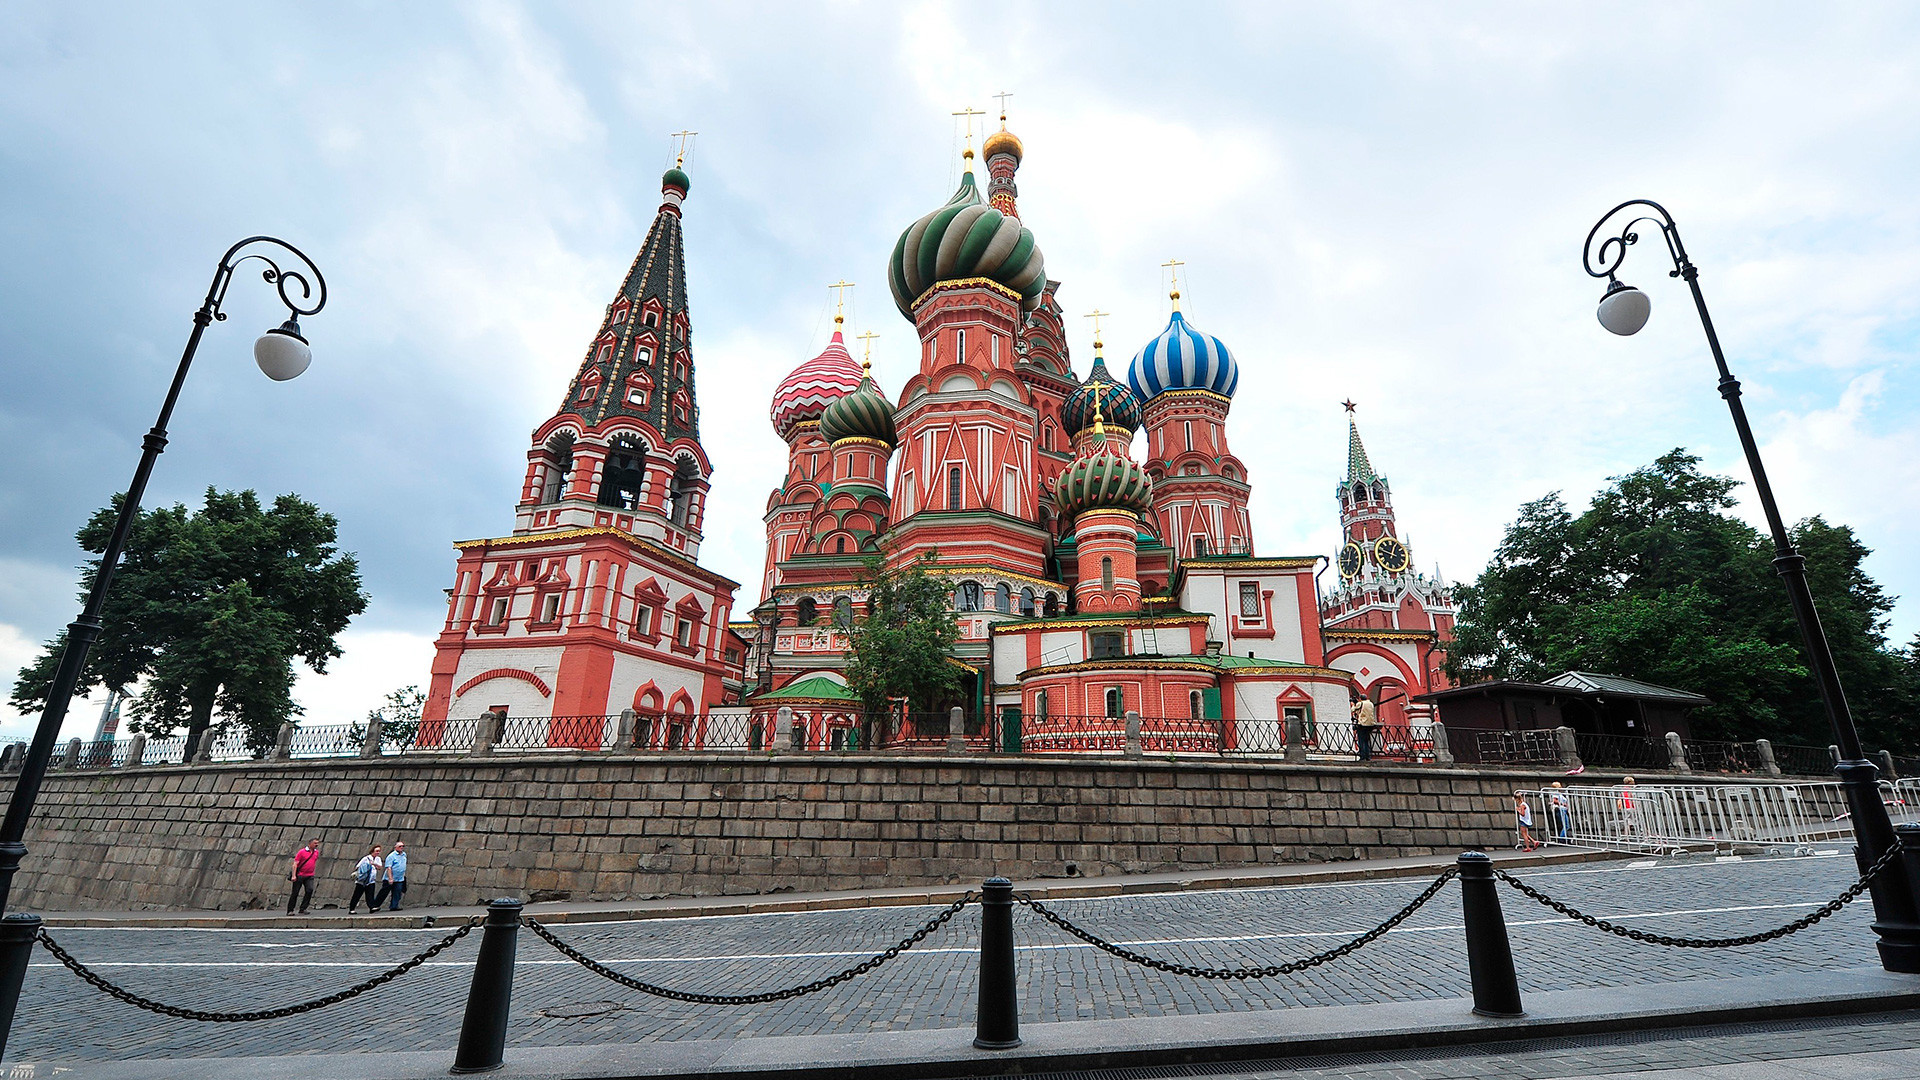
[{"x1": 5, "y1": 753, "x2": 1577, "y2": 912}]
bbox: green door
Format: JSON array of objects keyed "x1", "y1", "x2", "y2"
[
  {"x1": 1001, "y1": 707, "x2": 1022, "y2": 753},
  {"x1": 1200, "y1": 688, "x2": 1223, "y2": 720}
]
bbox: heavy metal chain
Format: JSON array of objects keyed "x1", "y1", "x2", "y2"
[
  {"x1": 522, "y1": 892, "x2": 974, "y2": 1005},
  {"x1": 1015, "y1": 868, "x2": 1459, "y2": 979},
  {"x1": 36, "y1": 918, "x2": 479, "y2": 1022},
  {"x1": 1494, "y1": 841, "x2": 1904, "y2": 949}
]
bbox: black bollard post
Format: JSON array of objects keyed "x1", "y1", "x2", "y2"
[
  {"x1": 450, "y1": 898, "x2": 524, "y2": 1074},
  {"x1": 974, "y1": 877, "x2": 1022, "y2": 1050},
  {"x1": 1457, "y1": 851, "x2": 1524, "y2": 1018},
  {"x1": 0, "y1": 912, "x2": 41, "y2": 1059}
]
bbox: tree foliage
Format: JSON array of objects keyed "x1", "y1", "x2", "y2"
[
  {"x1": 1450, "y1": 450, "x2": 1918, "y2": 747},
  {"x1": 842, "y1": 552, "x2": 960, "y2": 714},
  {"x1": 10, "y1": 489, "x2": 367, "y2": 752},
  {"x1": 364, "y1": 685, "x2": 427, "y2": 750}
]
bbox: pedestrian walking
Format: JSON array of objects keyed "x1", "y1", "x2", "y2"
[
  {"x1": 1549, "y1": 781, "x2": 1572, "y2": 840},
  {"x1": 1351, "y1": 697, "x2": 1378, "y2": 761},
  {"x1": 1514, "y1": 792, "x2": 1541, "y2": 851},
  {"x1": 347, "y1": 845, "x2": 384, "y2": 914},
  {"x1": 374, "y1": 840, "x2": 408, "y2": 912},
  {"x1": 286, "y1": 838, "x2": 320, "y2": 915},
  {"x1": 1616, "y1": 775, "x2": 1642, "y2": 838}
]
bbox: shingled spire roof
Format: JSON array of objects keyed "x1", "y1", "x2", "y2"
[
  {"x1": 558, "y1": 168, "x2": 699, "y2": 442},
  {"x1": 1346, "y1": 416, "x2": 1377, "y2": 484}
]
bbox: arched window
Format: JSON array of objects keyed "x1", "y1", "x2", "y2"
[
  {"x1": 957, "y1": 581, "x2": 983, "y2": 611},
  {"x1": 833, "y1": 596, "x2": 853, "y2": 627},
  {"x1": 948, "y1": 465, "x2": 963, "y2": 510},
  {"x1": 835, "y1": 536, "x2": 847, "y2": 554},
  {"x1": 1101, "y1": 556, "x2": 1114, "y2": 592},
  {"x1": 1043, "y1": 592, "x2": 1059, "y2": 617},
  {"x1": 1190, "y1": 690, "x2": 1204, "y2": 720},
  {"x1": 1105, "y1": 686, "x2": 1123, "y2": 718},
  {"x1": 796, "y1": 597, "x2": 818, "y2": 626},
  {"x1": 666, "y1": 459, "x2": 699, "y2": 527},
  {"x1": 597, "y1": 435, "x2": 648, "y2": 510},
  {"x1": 1034, "y1": 689, "x2": 1049, "y2": 719},
  {"x1": 542, "y1": 433, "x2": 575, "y2": 504},
  {"x1": 995, "y1": 583, "x2": 1011, "y2": 613},
  {"x1": 1019, "y1": 588, "x2": 1036, "y2": 617}
]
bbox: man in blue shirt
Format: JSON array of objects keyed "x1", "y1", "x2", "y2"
[{"x1": 375, "y1": 841, "x2": 409, "y2": 911}]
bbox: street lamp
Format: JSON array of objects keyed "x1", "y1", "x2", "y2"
[
  {"x1": 0, "y1": 237, "x2": 326, "y2": 1052},
  {"x1": 1583, "y1": 200, "x2": 1920, "y2": 972}
]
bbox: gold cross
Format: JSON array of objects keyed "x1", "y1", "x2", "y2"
[
  {"x1": 1083, "y1": 308, "x2": 1109, "y2": 350},
  {"x1": 857, "y1": 331, "x2": 879, "y2": 369},
  {"x1": 993, "y1": 91, "x2": 1014, "y2": 126},
  {"x1": 1161, "y1": 258, "x2": 1186, "y2": 310},
  {"x1": 671, "y1": 130, "x2": 698, "y2": 166},
  {"x1": 828, "y1": 280, "x2": 854, "y2": 325},
  {"x1": 953, "y1": 106, "x2": 985, "y2": 152}
]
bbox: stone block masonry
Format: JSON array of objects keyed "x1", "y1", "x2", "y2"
[{"x1": 2, "y1": 753, "x2": 1564, "y2": 912}]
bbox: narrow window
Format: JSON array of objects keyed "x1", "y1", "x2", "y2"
[
  {"x1": 948, "y1": 465, "x2": 963, "y2": 510},
  {"x1": 1019, "y1": 588, "x2": 1036, "y2": 617},
  {"x1": 835, "y1": 536, "x2": 847, "y2": 554},
  {"x1": 957, "y1": 328, "x2": 967, "y2": 364},
  {"x1": 957, "y1": 581, "x2": 983, "y2": 611},
  {"x1": 488, "y1": 598, "x2": 509, "y2": 626},
  {"x1": 1184, "y1": 420, "x2": 1193, "y2": 452},
  {"x1": 675, "y1": 617, "x2": 694, "y2": 647},
  {"x1": 1035, "y1": 689, "x2": 1049, "y2": 720},
  {"x1": 1190, "y1": 690, "x2": 1204, "y2": 720},
  {"x1": 995, "y1": 583, "x2": 1011, "y2": 613},
  {"x1": 1193, "y1": 535, "x2": 1208, "y2": 557},
  {"x1": 1043, "y1": 593, "x2": 1059, "y2": 617},
  {"x1": 833, "y1": 596, "x2": 853, "y2": 627},
  {"x1": 1239, "y1": 581, "x2": 1261, "y2": 618},
  {"x1": 1101, "y1": 556, "x2": 1114, "y2": 592},
  {"x1": 633, "y1": 605, "x2": 652, "y2": 636},
  {"x1": 541, "y1": 593, "x2": 562, "y2": 623},
  {"x1": 644, "y1": 310, "x2": 658, "y2": 327},
  {"x1": 1105, "y1": 686, "x2": 1123, "y2": 718},
  {"x1": 796, "y1": 597, "x2": 818, "y2": 626}
]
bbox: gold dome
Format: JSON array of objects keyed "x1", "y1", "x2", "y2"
[{"x1": 983, "y1": 127, "x2": 1023, "y2": 163}]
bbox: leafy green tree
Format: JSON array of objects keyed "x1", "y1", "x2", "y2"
[
  {"x1": 1450, "y1": 451, "x2": 1912, "y2": 747},
  {"x1": 363, "y1": 685, "x2": 427, "y2": 750},
  {"x1": 842, "y1": 552, "x2": 959, "y2": 717},
  {"x1": 10, "y1": 489, "x2": 367, "y2": 752}
]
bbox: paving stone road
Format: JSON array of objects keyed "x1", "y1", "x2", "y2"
[{"x1": 11, "y1": 852, "x2": 1885, "y2": 1062}]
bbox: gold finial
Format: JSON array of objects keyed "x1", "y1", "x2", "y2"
[
  {"x1": 953, "y1": 106, "x2": 985, "y2": 161},
  {"x1": 993, "y1": 90, "x2": 1014, "y2": 128},
  {"x1": 1161, "y1": 258, "x2": 1186, "y2": 312},
  {"x1": 828, "y1": 280, "x2": 854, "y2": 326},
  {"x1": 671, "y1": 130, "x2": 698, "y2": 167},
  {"x1": 857, "y1": 330, "x2": 879, "y2": 374},
  {"x1": 1083, "y1": 308, "x2": 1109, "y2": 354}
]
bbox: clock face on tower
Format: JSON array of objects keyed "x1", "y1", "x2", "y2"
[
  {"x1": 1338, "y1": 542, "x2": 1363, "y2": 578},
  {"x1": 1374, "y1": 535, "x2": 1410, "y2": 574}
]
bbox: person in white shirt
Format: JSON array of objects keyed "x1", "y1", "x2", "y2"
[
  {"x1": 374, "y1": 841, "x2": 408, "y2": 912},
  {"x1": 347, "y1": 845, "x2": 385, "y2": 914}
]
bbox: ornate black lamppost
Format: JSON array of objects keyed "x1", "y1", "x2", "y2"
[
  {"x1": 0, "y1": 237, "x2": 325, "y2": 1050},
  {"x1": 1583, "y1": 200, "x2": 1920, "y2": 972}
]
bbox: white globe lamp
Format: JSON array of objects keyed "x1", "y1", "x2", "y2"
[
  {"x1": 254, "y1": 317, "x2": 313, "y2": 381},
  {"x1": 1596, "y1": 278, "x2": 1651, "y2": 336}
]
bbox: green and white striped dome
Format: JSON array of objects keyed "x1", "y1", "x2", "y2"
[
  {"x1": 818, "y1": 371, "x2": 897, "y2": 446},
  {"x1": 887, "y1": 169, "x2": 1046, "y2": 319}
]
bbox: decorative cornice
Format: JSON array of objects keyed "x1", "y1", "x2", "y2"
[
  {"x1": 455, "y1": 527, "x2": 739, "y2": 589},
  {"x1": 991, "y1": 612, "x2": 1206, "y2": 633},
  {"x1": 911, "y1": 276, "x2": 1023, "y2": 311},
  {"x1": 1182, "y1": 556, "x2": 1319, "y2": 570},
  {"x1": 1019, "y1": 656, "x2": 1349, "y2": 680},
  {"x1": 1325, "y1": 628, "x2": 1438, "y2": 643}
]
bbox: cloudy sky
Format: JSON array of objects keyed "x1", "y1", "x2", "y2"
[{"x1": 3, "y1": 2, "x2": 1916, "y2": 740}]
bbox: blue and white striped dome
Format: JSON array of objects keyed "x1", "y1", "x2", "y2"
[{"x1": 1127, "y1": 311, "x2": 1238, "y2": 400}]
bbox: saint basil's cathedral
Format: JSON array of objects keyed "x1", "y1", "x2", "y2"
[{"x1": 421, "y1": 118, "x2": 1456, "y2": 749}]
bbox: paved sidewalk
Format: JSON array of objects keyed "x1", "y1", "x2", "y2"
[
  {"x1": 20, "y1": 967, "x2": 1920, "y2": 1079},
  {"x1": 35, "y1": 847, "x2": 1618, "y2": 928}
]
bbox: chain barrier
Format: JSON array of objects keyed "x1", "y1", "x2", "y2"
[
  {"x1": 1494, "y1": 840, "x2": 1905, "y2": 949},
  {"x1": 521, "y1": 892, "x2": 974, "y2": 1005},
  {"x1": 35, "y1": 918, "x2": 480, "y2": 1022},
  {"x1": 1014, "y1": 868, "x2": 1459, "y2": 980}
]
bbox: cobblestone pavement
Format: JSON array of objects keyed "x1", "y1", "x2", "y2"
[
  {"x1": 1034, "y1": 1011, "x2": 1920, "y2": 1079},
  {"x1": 11, "y1": 852, "x2": 1884, "y2": 1061}
]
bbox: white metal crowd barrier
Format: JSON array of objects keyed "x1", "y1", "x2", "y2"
[{"x1": 1518, "y1": 778, "x2": 1920, "y2": 856}]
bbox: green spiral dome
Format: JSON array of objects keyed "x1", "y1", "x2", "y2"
[
  {"x1": 818, "y1": 375, "x2": 897, "y2": 446},
  {"x1": 887, "y1": 170, "x2": 1046, "y2": 319},
  {"x1": 1053, "y1": 448, "x2": 1153, "y2": 518}
]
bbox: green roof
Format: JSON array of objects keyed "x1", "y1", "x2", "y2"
[{"x1": 756, "y1": 675, "x2": 858, "y2": 703}]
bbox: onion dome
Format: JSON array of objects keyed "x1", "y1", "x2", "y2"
[
  {"x1": 1053, "y1": 415, "x2": 1152, "y2": 518},
  {"x1": 662, "y1": 166, "x2": 691, "y2": 194},
  {"x1": 887, "y1": 166, "x2": 1046, "y2": 319},
  {"x1": 770, "y1": 331, "x2": 862, "y2": 439},
  {"x1": 982, "y1": 127, "x2": 1023, "y2": 164},
  {"x1": 1062, "y1": 356, "x2": 1141, "y2": 436},
  {"x1": 818, "y1": 365, "x2": 897, "y2": 446},
  {"x1": 1128, "y1": 311, "x2": 1239, "y2": 400}
]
